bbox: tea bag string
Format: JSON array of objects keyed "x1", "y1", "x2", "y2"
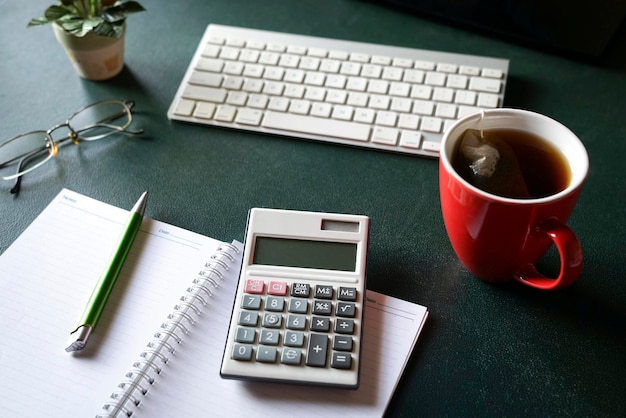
[{"x1": 479, "y1": 110, "x2": 485, "y2": 138}]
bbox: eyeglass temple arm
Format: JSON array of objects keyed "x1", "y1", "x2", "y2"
[{"x1": 9, "y1": 148, "x2": 48, "y2": 195}]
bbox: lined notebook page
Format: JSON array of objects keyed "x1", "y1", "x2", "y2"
[{"x1": 0, "y1": 189, "x2": 225, "y2": 416}]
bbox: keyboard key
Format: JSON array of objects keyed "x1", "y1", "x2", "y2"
[
  {"x1": 173, "y1": 99, "x2": 195, "y2": 116},
  {"x1": 263, "y1": 111, "x2": 370, "y2": 141},
  {"x1": 215, "y1": 105, "x2": 237, "y2": 122},
  {"x1": 182, "y1": 85, "x2": 227, "y2": 103},
  {"x1": 193, "y1": 102, "x2": 216, "y2": 119},
  {"x1": 235, "y1": 108, "x2": 263, "y2": 125},
  {"x1": 400, "y1": 130, "x2": 422, "y2": 149},
  {"x1": 189, "y1": 71, "x2": 222, "y2": 87},
  {"x1": 477, "y1": 92, "x2": 500, "y2": 108},
  {"x1": 482, "y1": 68, "x2": 504, "y2": 78},
  {"x1": 469, "y1": 76, "x2": 502, "y2": 93},
  {"x1": 398, "y1": 114, "x2": 419, "y2": 130},
  {"x1": 196, "y1": 57, "x2": 224, "y2": 72},
  {"x1": 420, "y1": 116, "x2": 442, "y2": 133},
  {"x1": 372, "y1": 127, "x2": 399, "y2": 145}
]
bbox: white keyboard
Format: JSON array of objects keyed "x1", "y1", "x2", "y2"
[{"x1": 168, "y1": 24, "x2": 509, "y2": 157}]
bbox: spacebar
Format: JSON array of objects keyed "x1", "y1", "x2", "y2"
[{"x1": 262, "y1": 111, "x2": 371, "y2": 142}]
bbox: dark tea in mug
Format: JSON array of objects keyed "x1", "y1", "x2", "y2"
[{"x1": 450, "y1": 128, "x2": 571, "y2": 199}]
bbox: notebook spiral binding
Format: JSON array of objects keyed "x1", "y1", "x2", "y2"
[{"x1": 97, "y1": 242, "x2": 241, "y2": 418}]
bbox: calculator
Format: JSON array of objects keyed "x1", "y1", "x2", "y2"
[{"x1": 220, "y1": 208, "x2": 370, "y2": 389}]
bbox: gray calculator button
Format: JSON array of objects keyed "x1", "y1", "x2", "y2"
[
  {"x1": 235, "y1": 327, "x2": 256, "y2": 343},
  {"x1": 265, "y1": 296, "x2": 285, "y2": 312},
  {"x1": 238, "y1": 311, "x2": 258, "y2": 326},
  {"x1": 241, "y1": 294, "x2": 261, "y2": 310},
  {"x1": 306, "y1": 333, "x2": 328, "y2": 367},
  {"x1": 335, "y1": 318, "x2": 354, "y2": 334},
  {"x1": 310, "y1": 316, "x2": 330, "y2": 332},
  {"x1": 259, "y1": 329, "x2": 280, "y2": 345},
  {"x1": 336, "y1": 302, "x2": 356, "y2": 318},
  {"x1": 232, "y1": 343, "x2": 253, "y2": 360},
  {"x1": 333, "y1": 335, "x2": 353, "y2": 351},
  {"x1": 286, "y1": 314, "x2": 307, "y2": 330},
  {"x1": 331, "y1": 352, "x2": 352, "y2": 369},
  {"x1": 314, "y1": 285, "x2": 333, "y2": 299},
  {"x1": 312, "y1": 300, "x2": 332, "y2": 315},
  {"x1": 256, "y1": 346, "x2": 277, "y2": 363},
  {"x1": 338, "y1": 287, "x2": 357, "y2": 301},
  {"x1": 284, "y1": 331, "x2": 305, "y2": 347},
  {"x1": 288, "y1": 298, "x2": 308, "y2": 313},
  {"x1": 262, "y1": 312, "x2": 282, "y2": 328},
  {"x1": 281, "y1": 348, "x2": 302, "y2": 365}
]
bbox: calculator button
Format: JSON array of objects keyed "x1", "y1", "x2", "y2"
[
  {"x1": 259, "y1": 329, "x2": 280, "y2": 345},
  {"x1": 265, "y1": 296, "x2": 285, "y2": 312},
  {"x1": 235, "y1": 327, "x2": 256, "y2": 343},
  {"x1": 306, "y1": 333, "x2": 328, "y2": 367},
  {"x1": 238, "y1": 311, "x2": 258, "y2": 326},
  {"x1": 310, "y1": 316, "x2": 331, "y2": 332},
  {"x1": 334, "y1": 318, "x2": 354, "y2": 334},
  {"x1": 256, "y1": 346, "x2": 277, "y2": 363},
  {"x1": 241, "y1": 294, "x2": 261, "y2": 310},
  {"x1": 286, "y1": 314, "x2": 307, "y2": 330},
  {"x1": 331, "y1": 352, "x2": 352, "y2": 369},
  {"x1": 338, "y1": 287, "x2": 357, "y2": 301},
  {"x1": 262, "y1": 313, "x2": 282, "y2": 328},
  {"x1": 312, "y1": 300, "x2": 332, "y2": 315},
  {"x1": 291, "y1": 283, "x2": 311, "y2": 297},
  {"x1": 333, "y1": 335, "x2": 353, "y2": 351},
  {"x1": 267, "y1": 280, "x2": 288, "y2": 295},
  {"x1": 288, "y1": 298, "x2": 308, "y2": 313},
  {"x1": 336, "y1": 302, "x2": 356, "y2": 318},
  {"x1": 281, "y1": 348, "x2": 302, "y2": 365},
  {"x1": 315, "y1": 285, "x2": 333, "y2": 299},
  {"x1": 284, "y1": 331, "x2": 305, "y2": 347},
  {"x1": 232, "y1": 343, "x2": 253, "y2": 360},
  {"x1": 244, "y1": 279, "x2": 265, "y2": 294}
]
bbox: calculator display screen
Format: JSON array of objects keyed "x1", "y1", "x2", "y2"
[{"x1": 253, "y1": 236, "x2": 357, "y2": 272}]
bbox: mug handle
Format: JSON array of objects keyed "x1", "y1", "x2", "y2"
[{"x1": 514, "y1": 219, "x2": 583, "y2": 290}]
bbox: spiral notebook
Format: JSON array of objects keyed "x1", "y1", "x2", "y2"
[{"x1": 0, "y1": 189, "x2": 428, "y2": 417}]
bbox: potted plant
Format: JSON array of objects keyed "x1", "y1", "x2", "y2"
[{"x1": 29, "y1": 1, "x2": 145, "y2": 80}]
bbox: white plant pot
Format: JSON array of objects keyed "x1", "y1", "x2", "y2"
[{"x1": 53, "y1": 23, "x2": 125, "y2": 81}]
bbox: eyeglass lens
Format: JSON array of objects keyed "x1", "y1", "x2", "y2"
[
  {"x1": 69, "y1": 101, "x2": 131, "y2": 140},
  {"x1": 0, "y1": 132, "x2": 55, "y2": 180}
]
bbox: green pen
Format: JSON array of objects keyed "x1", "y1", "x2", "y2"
[{"x1": 66, "y1": 191, "x2": 148, "y2": 352}]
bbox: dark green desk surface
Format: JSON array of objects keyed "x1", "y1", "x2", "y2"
[{"x1": 2, "y1": 0, "x2": 625, "y2": 416}]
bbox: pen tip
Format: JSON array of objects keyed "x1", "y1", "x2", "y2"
[{"x1": 132, "y1": 191, "x2": 148, "y2": 215}]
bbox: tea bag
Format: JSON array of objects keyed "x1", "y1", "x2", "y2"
[{"x1": 457, "y1": 129, "x2": 530, "y2": 198}]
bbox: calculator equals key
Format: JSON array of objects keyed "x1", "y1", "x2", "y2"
[{"x1": 220, "y1": 208, "x2": 369, "y2": 389}]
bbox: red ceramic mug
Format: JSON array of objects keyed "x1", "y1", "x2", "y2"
[{"x1": 439, "y1": 109, "x2": 589, "y2": 290}]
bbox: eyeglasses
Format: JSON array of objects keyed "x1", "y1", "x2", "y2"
[{"x1": 0, "y1": 99, "x2": 143, "y2": 195}]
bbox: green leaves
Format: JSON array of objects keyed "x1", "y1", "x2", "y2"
[
  {"x1": 27, "y1": 1, "x2": 145, "y2": 38},
  {"x1": 102, "y1": 1, "x2": 145, "y2": 23}
]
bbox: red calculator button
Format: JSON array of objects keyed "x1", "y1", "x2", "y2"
[
  {"x1": 267, "y1": 281, "x2": 288, "y2": 295},
  {"x1": 244, "y1": 279, "x2": 265, "y2": 294}
]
